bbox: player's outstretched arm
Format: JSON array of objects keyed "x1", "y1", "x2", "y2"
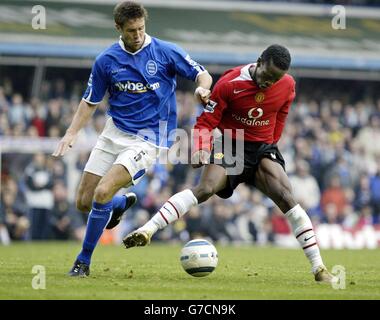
[
  {"x1": 52, "y1": 100, "x2": 98, "y2": 157},
  {"x1": 194, "y1": 71, "x2": 212, "y2": 105}
]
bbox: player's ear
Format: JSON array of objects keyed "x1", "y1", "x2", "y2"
[{"x1": 115, "y1": 23, "x2": 122, "y2": 33}]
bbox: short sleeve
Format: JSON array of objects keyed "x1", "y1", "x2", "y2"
[
  {"x1": 82, "y1": 57, "x2": 109, "y2": 105},
  {"x1": 167, "y1": 43, "x2": 206, "y2": 81}
]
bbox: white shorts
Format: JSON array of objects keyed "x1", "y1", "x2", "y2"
[{"x1": 84, "y1": 117, "x2": 161, "y2": 185}]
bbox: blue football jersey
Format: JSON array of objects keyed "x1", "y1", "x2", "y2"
[{"x1": 83, "y1": 35, "x2": 206, "y2": 148}]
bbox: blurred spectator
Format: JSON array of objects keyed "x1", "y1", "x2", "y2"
[
  {"x1": 269, "y1": 206, "x2": 293, "y2": 246},
  {"x1": 0, "y1": 86, "x2": 10, "y2": 113},
  {"x1": 356, "y1": 205, "x2": 374, "y2": 228},
  {"x1": 369, "y1": 159, "x2": 380, "y2": 223},
  {"x1": 48, "y1": 157, "x2": 67, "y2": 184},
  {"x1": 321, "y1": 175, "x2": 347, "y2": 219},
  {"x1": 0, "y1": 177, "x2": 29, "y2": 241},
  {"x1": 45, "y1": 99, "x2": 63, "y2": 135},
  {"x1": 354, "y1": 174, "x2": 372, "y2": 211},
  {"x1": 0, "y1": 214, "x2": 11, "y2": 245},
  {"x1": 24, "y1": 153, "x2": 54, "y2": 239},
  {"x1": 289, "y1": 159, "x2": 321, "y2": 215},
  {"x1": 1, "y1": 192, "x2": 30, "y2": 241},
  {"x1": 340, "y1": 205, "x2": 358, "y2": 228},
  {"x1": 184, "y1": 206, "x2": 206, "y2": 240},
  {"x1": 205, "y1": 203, "x2": 234, "y2": 243},
  {"x1": 50, "y1": 181, "x2": 80, "y2": 240},
  {"x1": 270, "y1": 206, "x2": 291, "y2": 235},
  {"x1": 355, "y1": 114, "x2": 380, "y2": 161},
  {"x1": 8, "y1": 94, "x2": 31, "y2": 127},
  {"x1": 232, "y1": 189, "x2": 270, "y2": 244},
  {"x1": 322, "y1": 202, "x2": 341, "y2": 224},
  {"x1": 29, "y1": 97, "x2": 46, "y2": 137}
]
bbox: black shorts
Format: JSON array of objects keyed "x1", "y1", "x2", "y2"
[{"x1": 209, "y1": 136, "x2": 286, "y2": 199}]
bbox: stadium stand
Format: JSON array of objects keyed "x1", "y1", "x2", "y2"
[
  {"x1": 1, "y1": 76, "x2": 379, "y2": 247},
  {"x1": 1, "y1": 0, "x2": 380, "y2": 248}
]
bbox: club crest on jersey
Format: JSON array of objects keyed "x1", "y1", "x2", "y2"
[
  {"x1": 204, "y1": 100, "x2": 217, "y2": 113},
  {"x1": 146, "y1": 60, "x2": 157, "y2": 76},
  {"x1": 255, "y1": 92, "x2": 265, "y2": 103}
]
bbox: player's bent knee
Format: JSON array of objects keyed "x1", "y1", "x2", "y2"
[
  {"x1": 93, "y1": 185, "x2": 113, "y2": 204},
  {"x1": 193, "y1": 184, "x2": 215, "y2": 203},
  {"x1": 76, "y1": 197, "x2": 91, "y2": 212}
]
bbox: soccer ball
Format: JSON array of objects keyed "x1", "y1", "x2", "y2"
[{"x1": 180, "y1": 239, "x2": 218, "y2": 277}]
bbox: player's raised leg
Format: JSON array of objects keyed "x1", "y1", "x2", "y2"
[
  {"x1": 254, "y1": 158, "x2": 334, "y2": 283},
  {"x1": 69, "y1": 164, "x2": 135, "y2": 277},
  {"x1": 123, "y1": 164, "x2": 227, "y2": 248}
]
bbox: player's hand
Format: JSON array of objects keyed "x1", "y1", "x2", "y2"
[
  {"x1": 191, "y1": 150, "x2": 210, "y2": 168},
  {"x1": 52, "y1": 131, "x2": 77, "y2": 157},
  {"x1": 194, "y1": 87, "x2": 211, "y2": 106}
]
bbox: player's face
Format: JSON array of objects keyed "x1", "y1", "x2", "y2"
[
  {"x1": 117, "y1": 17, "x2": 146, "y2": 52},
  {"x1": 251, "y1": 58, "x2": 287, "y2": 89}
]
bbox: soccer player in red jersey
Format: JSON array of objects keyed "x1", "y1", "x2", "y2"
[{"x1": 123, "y1": 44, "x2": 334, "y2": 283}]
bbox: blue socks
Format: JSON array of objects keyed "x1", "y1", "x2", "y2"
[
  {"x1": 112, "y1": 195, "x2": 127, "y2": 214},
  {"x1": 77, "y1": 201, "x2": 113, "y2": 265},
  {"x1": 77, "y1": 195, "x2": 129, "y2": 265}
]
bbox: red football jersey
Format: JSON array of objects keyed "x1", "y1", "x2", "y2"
[{"x1": 193, "y1": 63, "x2": 296, "y2": 152}]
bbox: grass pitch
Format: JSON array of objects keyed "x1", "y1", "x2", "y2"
[{"x1": 0, "y1": 242, "x2": 379, "y2": 300}]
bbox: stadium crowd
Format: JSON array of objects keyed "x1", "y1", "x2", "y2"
[{"x1": 1, "y1": 76, "x2": 380, "y2": 245}]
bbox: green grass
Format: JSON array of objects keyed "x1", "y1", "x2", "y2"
[{"x1": 0, "y1": 242, "x2": 379, "y2": 300}]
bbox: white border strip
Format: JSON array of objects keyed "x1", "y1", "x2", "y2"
[{"x1": 20, "y1": 0, "x2": 380, "y2": 18}]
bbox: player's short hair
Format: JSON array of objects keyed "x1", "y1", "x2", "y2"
[
  {"x1": 260, "y1": 44, "x2": 291, "y2": 71},
  {"x1": 113, "y1": 1, "x2": 148, "y2": 27}
]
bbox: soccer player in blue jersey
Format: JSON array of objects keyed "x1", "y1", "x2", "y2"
[{"x1": 52, "y1": 1, "x2": 212, "y2": 277}]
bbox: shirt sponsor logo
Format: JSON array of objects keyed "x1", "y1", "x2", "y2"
[
  {"x1": 115, "y1": 80, "x2": 160, "y2": 93},
  {"x1": 248, "y1": 107, "x2": 263, "y2": 119},
  {"x1": 231, "y1": 107, "x2": 269, "y2": 126},
  {"x1": 146, "y1": 60, "x2": 158, "y2": 76}
]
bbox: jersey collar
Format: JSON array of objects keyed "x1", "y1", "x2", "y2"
[
  {"x1": 231, "y1": 63, "x2": 256, "y2": 82},
  {"x1": 241, "y1": 63, "x2": 256, "y2": 80},
  {"x1": 118, "y1": 34, "x2": 152, "y2": 55}
]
